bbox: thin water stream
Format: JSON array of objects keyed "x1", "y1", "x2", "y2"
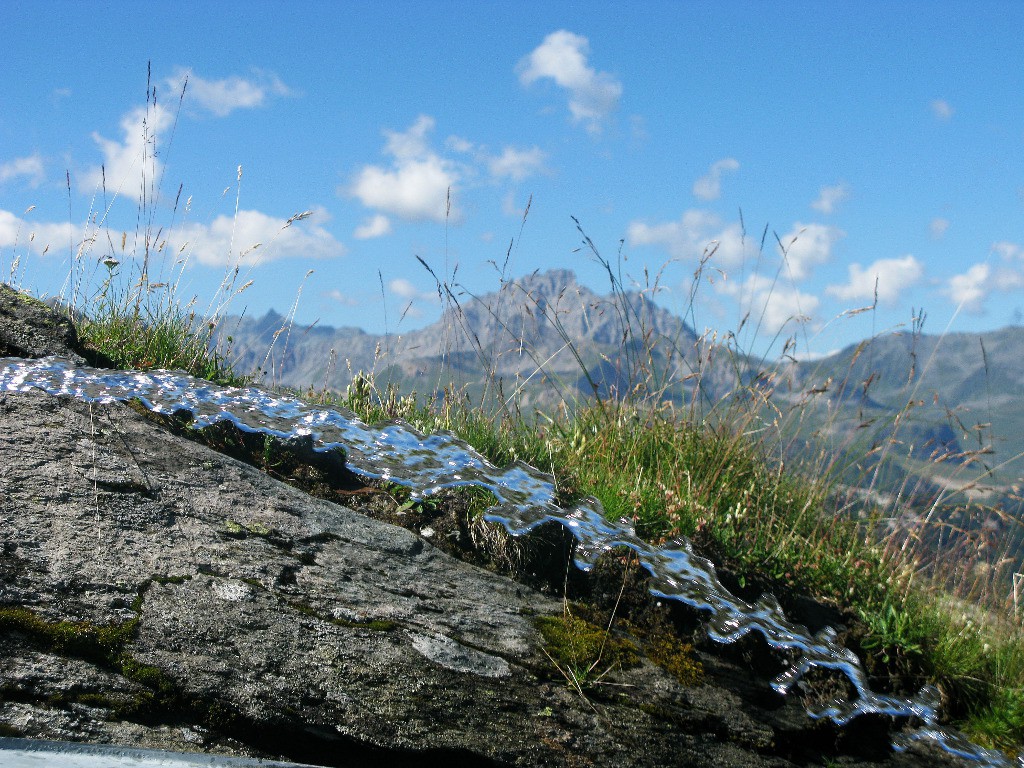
[{"x1": 0, "y1": 356, "x2": 1017, "y2": 767}]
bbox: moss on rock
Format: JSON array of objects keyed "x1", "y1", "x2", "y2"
[{"x1": 534, "y1": 611, "x2": 640, "y2": 684}]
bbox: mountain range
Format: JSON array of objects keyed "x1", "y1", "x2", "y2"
[
  {"x1": 211, "y1": 268, "x2": 1024, "y2": 561},
  {"x1": 212, "y1": 269, "x2": 1019, "y2": 456},
  {"x1": 214, "y1": 268, "x2": 721, "y2": 413}
]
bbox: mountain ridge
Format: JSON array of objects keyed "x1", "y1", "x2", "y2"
[
  {"x1": 214, "y1": 267, "x2": 707, "y2": 408},
  {"x1": 212, "y1": 268, "x2": 1024, "y2": 482}
]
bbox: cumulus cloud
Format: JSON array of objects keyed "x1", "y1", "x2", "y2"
[
  {"x1": 383, "y1": 115, "x2": 435, "y2": 161},
  {"x1": 389, "y1": 277, "x2": 439, "y2": 304},
  {"x1": 931, "y1": 99, "x2": 954, "y2": 121},
  {"x1": 488, "y1": 146, "x2": 547, "y2": 181},
  {"x1": 930, "y1": 217, "x2": 950, "y2": 240},
  {"x1": 165, "y1": 67, "x2": 291, "y2": 117},
  {"x1": 777, "y1": 223, "x2": 843, "y2": 280},
  {"x1": 81, "y1": 103, "x2": 175, "y2": 196},
  {"x1": 444, "y1": 135, "x2": 546, "y2": 182},
  {"x1": 0, "y1": 154, "x2": 45, "y2": 187},
  {"x1": 0, "y1": 209, "x2": 78, "y2": 257},
  {"x1": 825, "y1": 255, "x2": 924, "y2": 305},
  {"x1": 326, "y1": 289, "x2": 358, "y2": 307},
  {"x1": 945, "y1": 264, "x2": 992, "y2": 313},
  {"x1": 445, "y1": 135, "x2": 474, "y2": 154},
  {"x1": 811, "y1": 183, "x2": 850, "y2": 214},
  {"x1": 692, "y1": 158, "x2": 739, "y2": 201},
  {"x1": 630, "y1": 211, "x2": 834, "y2": 334},
  {"x1": 354, "y1": 214, "x2": 392, "y2": 240},
  {"x1": 942, "y1": 244, "x2": 1024, "y2": 313},
  {"x1": 628, "y1": 209, "x2": 747, "y2": 268},
  {"x1": 717, "y1": 273, "x2": 820, "y2": 334},
  {"x1": 348, "y1": 116, "x2": 457, "y2": 224},
  {"x1": 992, "y1": 240, "x2": 1023, "y2": 261},
  {"x1": 171, "y1": 208, "x2": 346, "y2": 267},
  {"x1": 629, "y1": 213, "x2": 842, "y2": 286},
  {"x1": 80, "y1": 69, "x2": 291, "y2": 197},
  {"x1": 757, "y1": 287, "x2": 820, "y2": 333},
  {"x1": 517, "y1": 30, "x2": 622, "y2": 133}
]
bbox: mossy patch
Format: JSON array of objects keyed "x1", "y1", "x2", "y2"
[
  {"x1": 0, "y1": 606, "x2": 139, "y2": 667},
  {"x1": 534, "y1": 611, "x2": 640, "y2": 684},
  {"x1": 0, "y1": 722, "x2": 24, "y2": 737},
  {"x1": 643, "y1": 631, "x2": 704, "y2": 686},
  {"x1": 285, "y1": 598, "x2": 397, "y2": 632},
  {"x1": 223, "y1": 519, "x2": 275, "y2": 538},
  {"x1": 153, "y1": 574, "x2": 190, "y2": 586},
  {"x1": 0, "y1": 599, "x2": 247, "y2": 732},
  {"x1": 541, "y1": 600, "x2": 705, "y2": 689}
]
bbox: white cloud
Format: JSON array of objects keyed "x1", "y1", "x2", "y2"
[
  {"x1": 945, "y1": 263, "x2": 991, "y2": 313},
  {"x1": 165, "y1": 68, "x2": 291, "y2": 117},
  {"x1": 629, "y1": 213, "x2": 842, "y2": 285},
  {"x1": 501, "y1": 191, "x2": 519, "y2": 217},
  {"x1": 0, "y1": 209, "x2": 78, "y2": 257},
  {"x1": 825, "y1": 255, "x2": 923, "y2": 305},
  {"x1": 81, "y1": 103, "x2": 176, "y2": 196},
  {"x1": 692, "y1": 158, "x2": 739, "y2": 201},
  {"x1": 488, "y1": 146, "x2": 547, "y2": 181},
  {"x1": 389, "y1": 277, "x2": 439, "y2": 303},
  {"x1": 759, "y1": 287, "x2": 820, "y2": 333},
  {"x1": 445, "y1": 136, "x2": 474, "y2": 153},
  {"x1": 627, "y1": 209, "x2": 747, "y2": 268},
  {"x1": 353, "y1": 214, "x2": 392, "y2": 240},
  {"x1": 326, "y1": 289, "x2": 358, "y2": 307},
  {"x1": 777, "y1": 223, "x2": 843, "y2": 280},
  {"x1": 992, "y1": 240, "x2": 1023, "y2": 261},
  {"x1": 0, "y1": 154, "x2": 45, "y2": 187},
  {"x1": 717, "y1": 273, "x2": 819, "y2": 334},
  {"x1": 811, "y1": 183, "x2": 850, "y2": 214},
  {"x1": 80, "y1": 69, "x2": 291, "y2": 197},
  {"x1": 943, "y1": 246, "x2": 1024, "y2": 314},
  {"x1": 383, "y1": 115, "x2": 434, "y2": 161},
  {"x1": 930, "y1": 217, "x2": 950, "y2": 240},
  {"x1": 171, "y1": 208, "x2": 346, "y2": 267},
  {"x1": 351, "y1": 157, "x2": 454, "y2": 223},
  {"x1": 0, "y1": 210, "x2": 23, "y2": 248},
  {"x1": 931, "y1": 98, "x2": 954, "y2": 121},
  {"x1": 517, "y1": 30, "x2": 622, "y2": 133},
  {"x1": 447, "y1": 136, "x2": 546, "y2": 182},
  {"x1": 348, "y1": 116, "x2": 457, "y2": 223}
]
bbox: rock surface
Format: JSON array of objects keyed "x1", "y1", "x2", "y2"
[
  {"x1": 0, "y1": 291, "x2": 970, "y2": 767},
  {"x1": 0, "y1": 284, "x2": 85, "y2": 363}
]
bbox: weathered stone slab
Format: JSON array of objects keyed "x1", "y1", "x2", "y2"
[
  {"x1": 0, "y1": 284, "x2": 85, "y2": 363},
  {"x1": 0, "y1": 388, "x2": 970, "y2": 766}
]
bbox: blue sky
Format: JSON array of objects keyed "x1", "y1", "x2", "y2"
[{"x1": 1, "y1": 1, "x2": 1022, "y2": 358}]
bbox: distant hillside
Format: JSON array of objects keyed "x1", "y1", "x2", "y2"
[{"x1": 786, "y1": 327, "x2": 1024, "y2": 481}]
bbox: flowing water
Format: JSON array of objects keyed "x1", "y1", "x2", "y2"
[{"x1": 0, "y1": 356, "x2": 1017, "y2": 767}]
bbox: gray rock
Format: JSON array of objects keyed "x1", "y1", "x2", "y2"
[
  {"x1": 0, "y1": 389, "x2": 969, "y2": 766},
  {"x1": 0, "y1": 284, "x2": 85, "y2": 363}
]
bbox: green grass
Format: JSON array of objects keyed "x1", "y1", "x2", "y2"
[{"x1": 77, "y1": 291, "x2": 242, "y2": 385}]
